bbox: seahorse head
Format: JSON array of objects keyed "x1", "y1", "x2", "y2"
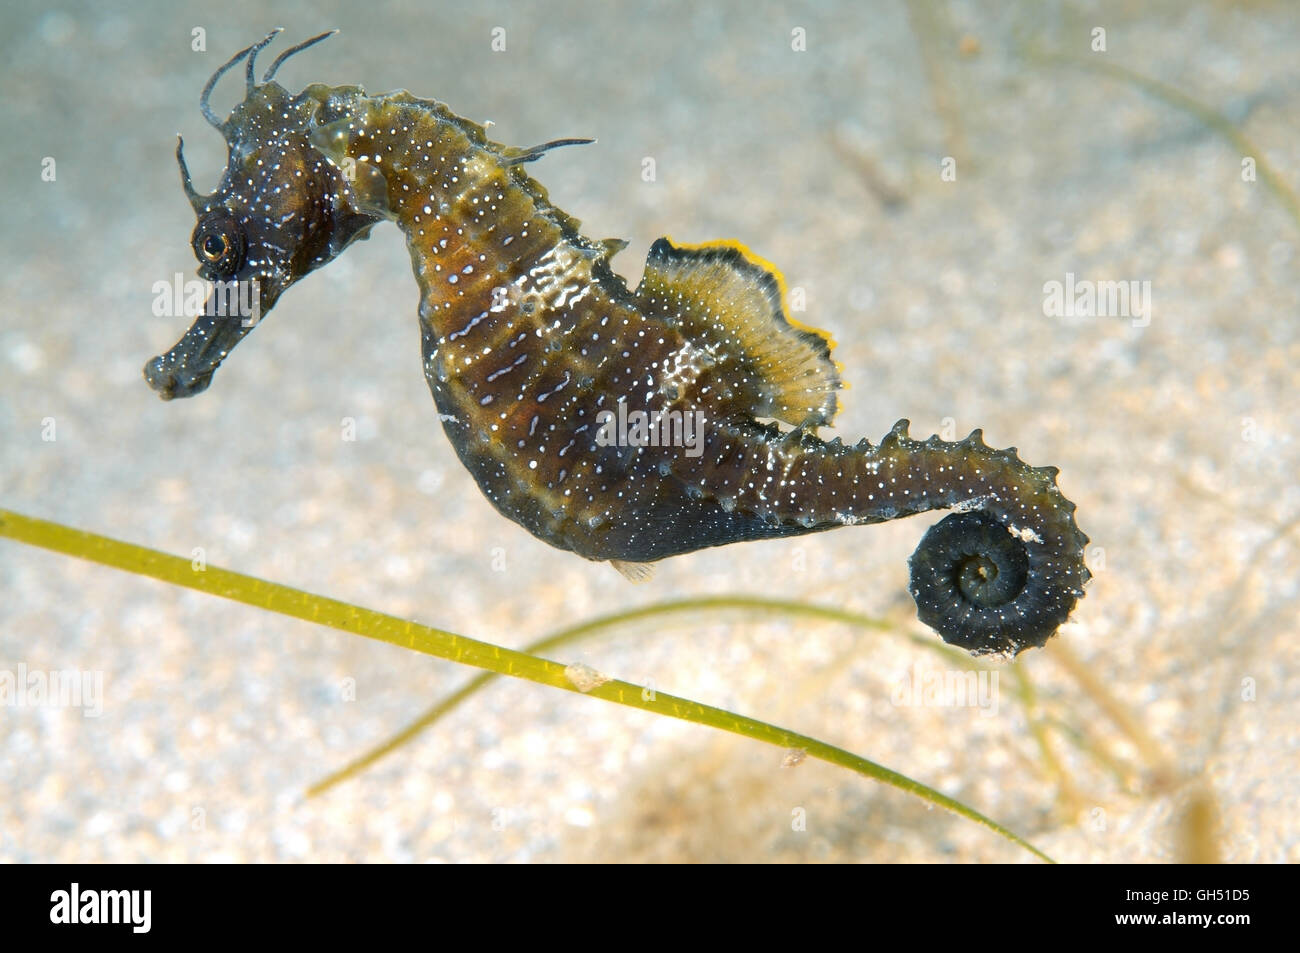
[{"x1": 145, "y1": 30, "x2": 381, "y2": 399}]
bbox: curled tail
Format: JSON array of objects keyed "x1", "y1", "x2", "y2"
[
  {"x1": 673, "y1": 418, "x2": 1090, "y2": 655},
  {"x1": 894, "y1": 425, "x2": 1090, "y2": 655}
]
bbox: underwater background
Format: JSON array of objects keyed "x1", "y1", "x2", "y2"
[{"x1": 1, "y1": 0, "x2": 1297, "y2": 861}]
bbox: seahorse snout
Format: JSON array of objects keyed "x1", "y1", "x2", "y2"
[
  {"x1": 144, "y1": 291, "x2": 262, "y2": 404},
  {"x1": 143, "y1": 354, "x2": 217, "y2": 400}
]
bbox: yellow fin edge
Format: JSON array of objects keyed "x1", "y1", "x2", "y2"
[{"x1": 660, "y1": 235, "x2": 849, "y2": 388}]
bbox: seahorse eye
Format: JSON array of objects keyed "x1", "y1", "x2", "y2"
[
  {"x1": 201, "y1": 234, "x2": 226, "y2": 259},
  {"x1": 191, "y1": 213, "x2": 246, "y2": 278}
]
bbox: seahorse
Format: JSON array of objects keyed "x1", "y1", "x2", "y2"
[{"x1": 144, "y1": 31, "x2": 1090, "y2": 656}]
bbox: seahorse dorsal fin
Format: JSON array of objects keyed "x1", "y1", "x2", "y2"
[{"x1": 634, "y1": 237, "x2": 841, "y2": 426}]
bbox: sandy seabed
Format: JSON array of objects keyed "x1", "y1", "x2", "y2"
[{"x1": 1, "y1": 0, "x2": 1297, "y2": 862}]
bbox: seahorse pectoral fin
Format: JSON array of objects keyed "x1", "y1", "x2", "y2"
[
  {"x1": 610, "y1": 559, "x2": 657, "y2": 583},
  {"x1": 346, "y1": 160, "x2": 392, "y2": 217},
  {"x1": 634, "y1": 237, "x2": 841, "y2": 426},
  {"x1": 307, "y1": 117, "x2": 393, "y2": 219}
]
